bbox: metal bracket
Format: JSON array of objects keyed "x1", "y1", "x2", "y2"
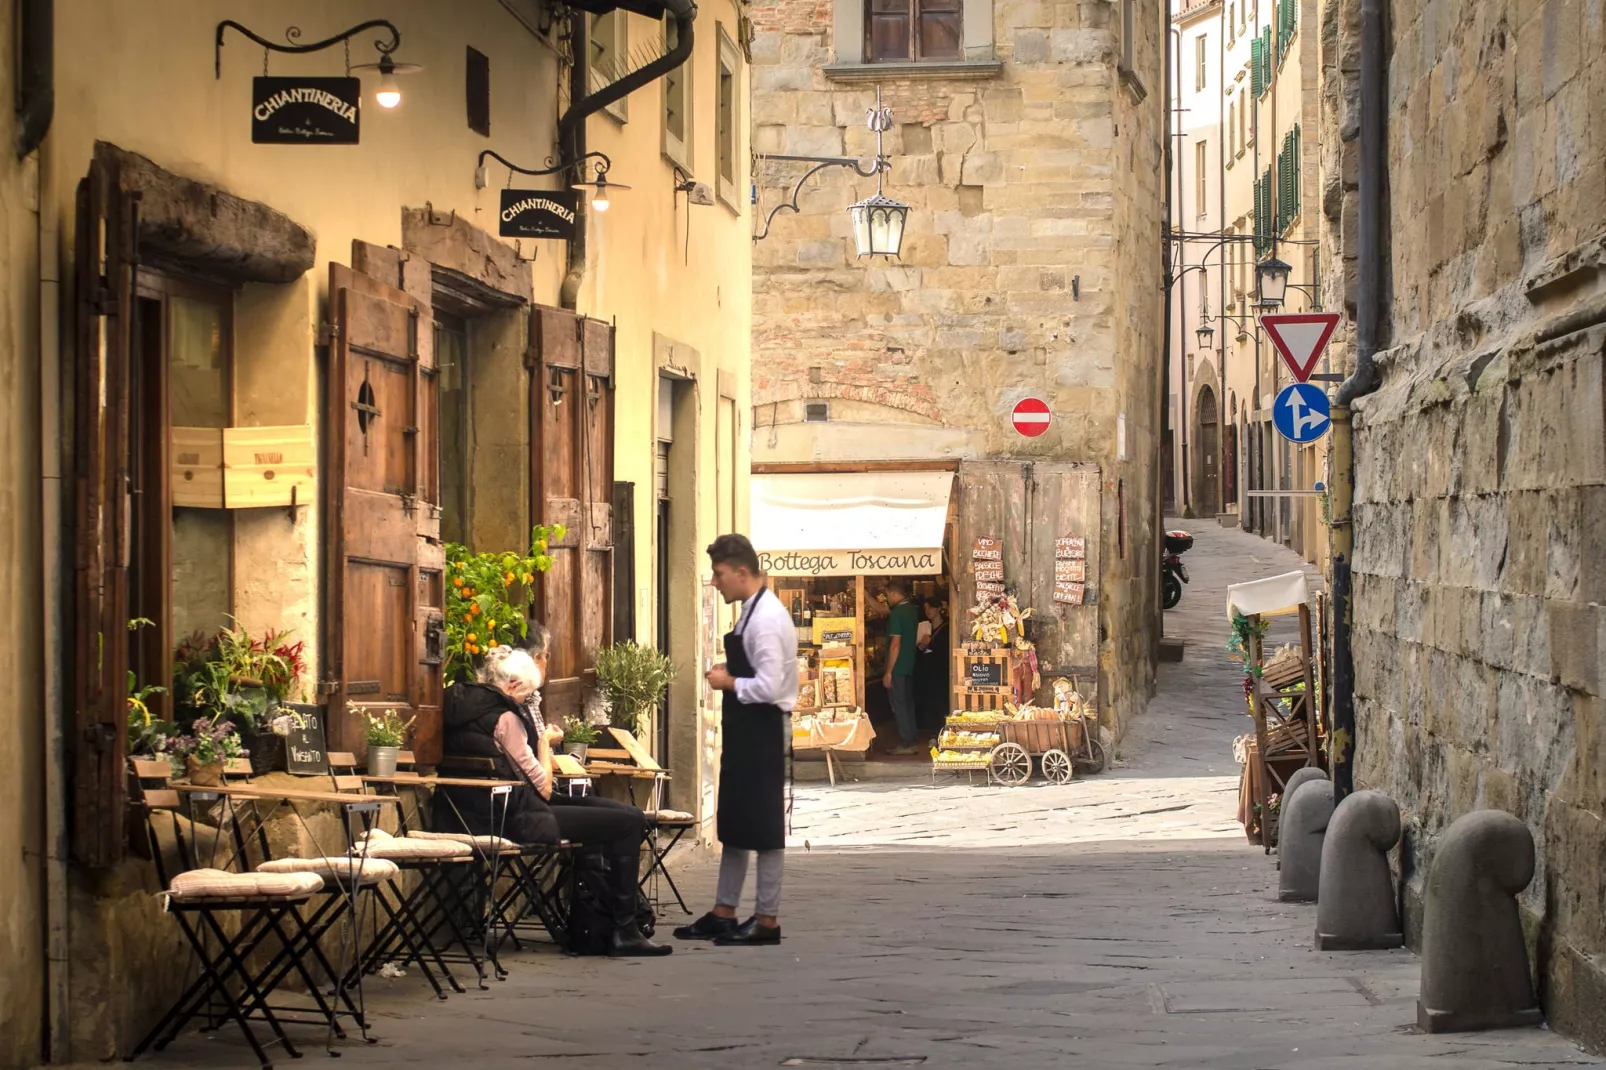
[
  {"x1": 318, "y1": 322, "x2": 339, "y2": 347},
  {"x1": 421, "y1": 201, "x2": 456, "y2": 228}
]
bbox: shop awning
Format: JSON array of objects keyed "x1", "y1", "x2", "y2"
[{"x1": 751, "y1": 471, "x2": 954, "y2": 576}]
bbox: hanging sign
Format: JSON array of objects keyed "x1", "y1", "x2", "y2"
[
  {"x1": 976, "y1": 581, "x2": 1005, "y2": 598},
  {"x1": 499, "y1": 188, "x2": 580, "y2": 240},
  {"x1": 971, "y1": 536, "x2": 1001, "y2": 560},
  {"x1": 1055, "y1": 559, "x2": 1086, "y2": 584},
  {"x1": 252, "y1": 77, "x2": 361, "y2": 144},
  {"x1": 1054, "y1": 582, "x2": 1086, "y2": 606},
  {"x1": 1272, "y1": 382, "x2": 1332, "y2": 444},
  {"x1": 973, "y1": 560, "x2": 1004, "y2": 583},
  {"x1": 1261, "y1": 312, "x2": 1341, "y2": 383},
  {"x1": 1055, "y1": 535, "x2": 1086, "y2": 560}
]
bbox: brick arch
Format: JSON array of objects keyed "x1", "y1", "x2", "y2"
[{"x1": 752, "y1": 378, "x2": 945, "y2": 423}]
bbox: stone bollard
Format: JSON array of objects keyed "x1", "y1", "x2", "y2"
[
  {"x1": 1417, "y1": 810, "x2": 1544, "y2": 1033},
  {"x1": 1271, "y1": 767, "x2": 1326, "y2": 855},
  {"x1": 1278, "y1": 777, "x2": 1335, "y2": 902},
  {"x1": 1314, "y1": 789, "x2": 1403, "y2": 950}
]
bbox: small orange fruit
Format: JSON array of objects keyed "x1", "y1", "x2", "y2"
[{"x1": 465, "y1": 633, "x2": 476, "y2": 643}]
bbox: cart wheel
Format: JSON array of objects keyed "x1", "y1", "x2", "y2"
[
  {"x1": 1079, "y1": 737, "x2": 1108, "y2": 774},
  {"x1": 989, "y1": 742, "x2": 1031, "y2": 786},
  {"x1": 1042, "y1": 749, "x2": 1074, "y2": 785}
]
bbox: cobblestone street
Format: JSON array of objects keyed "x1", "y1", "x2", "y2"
[{"x1": 122, "y1": 521, "x2": 1605, "y2": 1070}]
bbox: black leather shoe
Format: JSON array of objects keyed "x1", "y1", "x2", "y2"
[
  {"x1": 609, "y1": 926, "x2": 673, "y2": 956},
  {"x1": 673, "y1": 912, "x2": 739, "y2": 941},
  {"x1": 713, "y1": 917, "x2": 782, "y2": 946}
]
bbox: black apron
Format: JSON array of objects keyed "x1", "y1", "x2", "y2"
[{"x1": 717, "y1": 591, "x2": 789, "y2": 851}]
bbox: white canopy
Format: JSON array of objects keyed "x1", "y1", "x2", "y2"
[
  {"x1": 1226, "y1": 571, "x2": 1311, "y2": 620},
  {"x1": 751, "y1": 472, "x2": 954, "y2": 576}
]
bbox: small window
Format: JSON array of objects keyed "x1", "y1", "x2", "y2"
[
  {"x1": 805, "y1": 402, "x2": 830, "y2": 422},
  {"x1": 1195, "y1": 34, "x2": 1207, "y2": 91},
  {"x1": 466, "y1": 47, "x2": 490, "y2": 137},
  {"x1": 867, "y1": 0, "x2": 963, "y2": 63},
  {"x1": 662, "y1": 19, "x2": 691, "y2": 167},
  {"x1": 1228, "y1": 98, "x2": 1237, "y2": 155},
  {"x1": 1195, "y1": 141, "x2": 1208, "y2": 216},
  {"x1": 1228, "y1": 2, "x2": 1236, "y2": 42},
  {"x1": 590, "y1": 11, "x2": 628, "y2": 123},
  {"x1": 1238, "y1": 88, "x2": 1248, "y2": 151},
  {"x1": 715, "y1": 26, "x2": 741, "y2": 210}
]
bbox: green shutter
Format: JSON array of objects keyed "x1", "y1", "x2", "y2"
[{"x1": 1251, "y1": 38, "x2": 1263, "y2": 97}]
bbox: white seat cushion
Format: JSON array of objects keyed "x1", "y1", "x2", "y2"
[
  {"x1": 409, "y1": 830, "x2": 522, "y2": 852},
  {"x1": 649, "y1": 810, "x2": 696, "y2": 827},
  {"x1": 168, "y1": 868, "x2": 324, "y2": 901},
  {"x1": 354, "y1": 827, "x2": 473, "y2": 861},
  {"x1": 259, "y1": 856, "x2": 400, "y2": 886}
]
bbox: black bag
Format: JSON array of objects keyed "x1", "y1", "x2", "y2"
[{"x1": 562, "y1": 864, "x2": 658, "y2": 956}]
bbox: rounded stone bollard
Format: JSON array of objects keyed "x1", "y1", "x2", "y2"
[
  {"x1": 1314, "y1": 789, "x2": 1403, "y2": 950},
  {"x1": 1417, "y1": 810, "x2": 1544, "y2": 1033},
  {"x1": 1282, "y1": 766, "x2": 1327, "y2": 804},
  {"x1": 1278, "y1": 777, "x2": 1335, "y2": 902}
]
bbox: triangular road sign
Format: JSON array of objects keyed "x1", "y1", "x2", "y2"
[{"x1": 1261, "y1": 313, "x2": 1340, "y2": 382}]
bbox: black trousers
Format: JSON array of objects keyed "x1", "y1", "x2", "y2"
[{"x1": 548, "y1": 793, "x2": 647, "y2": 858}]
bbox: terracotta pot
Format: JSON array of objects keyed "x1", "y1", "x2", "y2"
[{"x1": 186, "y1": 755, "x2": 224, "y2": 787}]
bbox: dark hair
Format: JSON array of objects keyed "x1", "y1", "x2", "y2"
[
  {"x1": 522, "y1": 620, "x2": 551, "y2": 658},
  {"x1": 706, "y1": 533, "x2": 761, "y2": 575},
  {"x1": 885, "y1": 578, "x2": 909, "y2": 597}
]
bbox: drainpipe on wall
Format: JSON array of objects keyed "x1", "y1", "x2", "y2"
[
  {"x1": 557, "y1": 0, "x2": 697, "y2": 310},
  {"x1": 1328, "y1": 0, "x2": 1387, "y2": 801},
  {"x1": 1162, "y1": 24, "x2": 1174, "y2": 528}
]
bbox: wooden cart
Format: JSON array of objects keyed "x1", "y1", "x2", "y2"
[{"x1": 988, "y1": 717, "x2": 1105, "y2": 785}]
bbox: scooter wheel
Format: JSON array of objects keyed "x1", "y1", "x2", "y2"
[{"x1": 1163, "y1": 572, "x2": 1183, "y2": 609}]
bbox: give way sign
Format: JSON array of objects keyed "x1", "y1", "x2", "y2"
[
  {"x1": 1261, "y1": 312, "x2": 1341, "y2": 382},
  {"x1": 1011, "y1": 397, "x2": 1051, "y2": 437}
]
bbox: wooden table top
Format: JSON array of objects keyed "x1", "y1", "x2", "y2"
[
  {"x1": 171, "y1": 783, "x2": 401, "y2": 807},
  {"x1": 362, "y1": 775, "x2": 522, "y2": 789}
]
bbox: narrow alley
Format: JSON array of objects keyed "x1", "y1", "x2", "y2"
[{"x1": 127, "y1": 524, "x2": 1603, "y2": 1070}]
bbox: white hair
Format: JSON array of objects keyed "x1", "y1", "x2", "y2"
[{"x1": 479, "y1": 646, "x2": 541, "y2": 697}]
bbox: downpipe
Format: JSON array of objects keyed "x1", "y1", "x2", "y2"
[
  {"x1": 1328, "y1": 0, "x2": 1387, "y2": 801},
  {"x1": 558, "y1": 0, "x2": 696, "y2": 310}
]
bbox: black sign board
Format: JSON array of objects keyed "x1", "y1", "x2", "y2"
[
  {"x1": 820, "y1": 629, "x2": 854, "y2": 644},
  {"x1": 252, "y1": 77, "x2": 361, "y2": 145},
  {"x1": 499, "y1": 188, "x2": 579, "y2": 240},
  {"x1": 968, "y1": 661, "x2": 1005, "y2": 689},
  {"x1": 284, "y1": 703, "x2": 330, "y2": 775}
]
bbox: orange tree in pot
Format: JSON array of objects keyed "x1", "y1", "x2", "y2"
[{"x1": 443, "y1": 524, "x2": 565, "y2": 684}]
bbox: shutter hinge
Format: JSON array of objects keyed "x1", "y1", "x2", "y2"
[
  {"x1": 318, "y1": 323, "x2": 339, "y2": 347},
  {"x1": 400, "y1": 492, "x2": 417, "y2": 516},
  {"x1": 317, "y1": 676, "x2": 338, "y2": 697}
]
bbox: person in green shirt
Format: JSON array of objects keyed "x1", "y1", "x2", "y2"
[{"x1": 882, "y1": 580, "x2": 921, "y2": 754}]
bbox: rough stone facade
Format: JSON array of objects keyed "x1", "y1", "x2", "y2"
[
  {"x1": 750, "y1": 0, "x2": 1165, "y2": 734},
  {"x1": 1321, "y1": 0, "x2": 1606, "y2": 1051}
]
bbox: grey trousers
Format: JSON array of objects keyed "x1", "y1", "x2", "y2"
[{"x1": 716, "y1": 845, "x2": 784, "y2": 917}]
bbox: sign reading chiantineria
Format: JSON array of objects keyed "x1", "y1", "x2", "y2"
[
  {"x1": 499, "y1": 188, "x2": 580, "y2": 240},
  {"x1": 252, "y1": 77, "x2": 361, "y2": 145}
]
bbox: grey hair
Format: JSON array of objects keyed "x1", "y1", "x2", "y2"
[
  {"x1": 525, "y1": 620, "x2": 551, "y2": 658},
  {"x1": 479, "y1": 646, "x2": 540, "y2": 696}
]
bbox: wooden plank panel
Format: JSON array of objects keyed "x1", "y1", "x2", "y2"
[
  {"x1": 344, "y1": 489, "x2": 431, "y2": 563},
  {"x1": 170, "y1": 426, "x2": 225, "y2": 507},
  {"x1": 222, "y1": 424, "x2": 315, "y2": 508}
]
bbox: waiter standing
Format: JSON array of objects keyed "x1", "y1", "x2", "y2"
[{"x1": 674, "y1": 533, "x2": 797, "y2": 947}]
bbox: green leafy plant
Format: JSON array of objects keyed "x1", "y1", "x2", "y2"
[
  {"x1": 126, "y1": 618, "x2": 174, "y2": 756},
  {"x1": 444, "y1": 524, "x2": 565, "y2": 683},
  {"x1": 593, "y1": 641, "x2": 676, "y2": 735},
  {"x1": 562, "y1": 717, "x2": 602, "y2": 746},
  {"x1": 169, "y1": 711, "x2": 246, "y2": 767},
  {"x1": 173, "y1": 620, "x2": 305, "y2": 732},
  {"x1": 362, "y1": 707, "x2": 416, "y2": 748}
]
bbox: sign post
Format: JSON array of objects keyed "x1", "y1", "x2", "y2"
[
  {"x1": 1011, "y1": 397, "x2": 1051, "y2": 438},
  {"x1": 1261, "y1": 312, "x2": 1341, "y2": 382}
]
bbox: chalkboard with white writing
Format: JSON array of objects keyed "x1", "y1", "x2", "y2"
[
  {"x1": 284, "y1": 703, "x2": 330, "y2": 776},
  {"x1": 968, "y1": 661, "x2": 1005, "y2": 688}
]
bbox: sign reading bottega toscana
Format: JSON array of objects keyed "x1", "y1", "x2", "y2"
[
  {"x1": 499, "y1": 188, "x2": 580, "y2": 240},
  {"x1": 758, "y1": 549, "x2": 941, "y2": 577},
  {"x1": 252, "y1": 77, "x2": 361, "y2": 144}
]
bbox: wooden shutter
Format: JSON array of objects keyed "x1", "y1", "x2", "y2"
[
  {"x1": 324, "y1": 243, "x2": 444, "y2": 762},
  {"x1": 529, "y1": 307, "x2": 615, "y2": 724},
  {"x1": 1250, "y1": 37, "x2": 1263, "y2": 97},
  {"x1": 867, "y1": 0, "x2": 912, "y2": 61},
  {"x1": 917, "y1": 0, "x2": 963, "y2": 59},
  {"x1": 70, "y1": 149, "x2": 138, "y2": 866}
]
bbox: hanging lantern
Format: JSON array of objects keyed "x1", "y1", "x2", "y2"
[{"x1": 848, "y1": 192, "x2": 909, "y2": 259}]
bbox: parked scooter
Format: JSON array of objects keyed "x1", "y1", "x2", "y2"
[{"x1": 1162, "y1": 530, "x2": 1194, "y2": 609}]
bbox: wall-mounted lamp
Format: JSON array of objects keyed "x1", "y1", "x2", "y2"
[
  {"x1": 476, "y1": 149, "x2": 627, "y2": 213},
  {"x1": 1255, "y1": 255, "x2": 1292, "y2": 308},
  {"x1": 752, "y1": 87, "x2": 909, "y2": 259},
  {"x1": 215, "y1": 20, "x2": 422, "y2": 110},
  {"x1": 1195, "y1": 318, "x2": 1215, "y2": 350}
]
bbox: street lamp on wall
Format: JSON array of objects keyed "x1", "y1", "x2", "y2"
[
  {"x1": 1256, "y1": 255, "x2": 1293, "y2": 308},
  {"x1": 1195, "y1": 318, "x2": 1215, "y2": 351},
  {"x1": 475, "y1": 149, "x2": 628, "y2": 214},
  {"x1": 215, "y1": 20, "x2": 422, "y2": 110},
  {"x1": 753, "y1": 87, "x2": 910, "y2": 259}
]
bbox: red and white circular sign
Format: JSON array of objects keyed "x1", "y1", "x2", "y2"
[{"x1": 1011, "y1": 397, "x2": 1052, "y2": 438}]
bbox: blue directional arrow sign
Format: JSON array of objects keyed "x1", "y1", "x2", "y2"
[{"x1": 1273, "y1": 382, "x2": 1331, "y2": 443}]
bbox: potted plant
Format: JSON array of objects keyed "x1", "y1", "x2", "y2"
[
  {"x1": 171, "y1": 712, "x2": 247, "y2": 786},
  {"x1": 593, "y1": 641, "x2": 676, "y2": 736},
  {"x1": 174, "y1": 621, "x2": 306, "y2": 774},
  {"x1": 442, "y1": 524, "x2": 564, "y2": 684},
  {"x1": 561, "y1": 717, "x2": 601, "y2": 763},
  {"x1": 362, "y1": 707, "x2": 415, "y2": 777}
]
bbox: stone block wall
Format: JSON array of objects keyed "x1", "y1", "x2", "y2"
[
  {"x1": 750, "y1": 0, "x2": 1164, "y2": 733},
  {"x1": 1328, "y1": 0, "x2": 1606, "y2": 1050}
]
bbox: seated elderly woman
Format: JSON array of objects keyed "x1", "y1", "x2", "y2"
[{"x1": 436, "y1": 634, "x2": 670, "y2": 957}]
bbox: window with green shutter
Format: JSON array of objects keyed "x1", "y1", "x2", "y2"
[{"x1": 1251, "y1": 37, "x2": 1263, "y2": 97}]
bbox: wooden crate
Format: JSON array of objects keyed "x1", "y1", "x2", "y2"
[
  {"x1": 171, "y1": 426, "x2": 225, "y2": 508},
  {"x1": 224, "y1": 424, "x2": 315, "y2": 509}
]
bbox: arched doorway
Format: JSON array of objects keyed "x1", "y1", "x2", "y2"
[{"x1": 1195, "y1": 384, "x2": 1220, "y2": 517}]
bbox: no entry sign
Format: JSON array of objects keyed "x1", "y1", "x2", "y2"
[{"x1": 1011, "y1": 397, "x2": 1051, "y2": 438}]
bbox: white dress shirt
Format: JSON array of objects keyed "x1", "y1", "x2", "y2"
[{"x1": 732, "y1": 589, "x2": 800, "y2": 712}]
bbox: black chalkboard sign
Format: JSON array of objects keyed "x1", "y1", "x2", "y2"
[
  {"x1": 499, "y1": 188, "x2": 579, "y2": 239},
  {"x1": 968, "y1": 661, "x2": 1004, "y2": 688},
  {"x1": 821, "y1": 629, "x2": 853, "y2": 644},
  {"x1": 284, "y1": 703, "x2": 329, "y2": 775},
  {"x1": 252, "y1": 77, "x2": 361, "y2": 144}
]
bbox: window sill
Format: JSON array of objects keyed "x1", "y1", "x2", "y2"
[{"x1": 824, "y1": 60, "x2": 1003, "y2": 83}]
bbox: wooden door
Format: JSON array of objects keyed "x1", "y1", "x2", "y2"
[
  {"x1": 528, "y1": 307, "x2": 615, "y2": 724},
  {"x1": 70, "y1": 150, "x2": 138, "y2": 865},
  {"x1": 953, "y1": 461, "x2": 1102, "y2": 706},
  {"x1": 324, "y1": 244, "x2": 444, "y2": 761}
]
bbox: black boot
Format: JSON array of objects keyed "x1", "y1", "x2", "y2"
[{"x1": 607, "y1": 853, "x2": 672, "y2": 957}]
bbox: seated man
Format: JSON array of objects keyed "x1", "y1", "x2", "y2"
[{"x1": 437, "y1": 640, "x2": 670, "y2": 957}]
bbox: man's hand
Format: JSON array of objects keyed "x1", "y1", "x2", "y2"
[
  {"x1": 882, "y1": 671, "x2": 893, "y2": 689},
  {"x1": 706, "y1": 663, "x2": 736, "y2": 692}
]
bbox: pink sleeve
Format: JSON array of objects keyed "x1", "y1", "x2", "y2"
[{"x1": 494, "y1": 712, "x2": 548, "y2": 791}]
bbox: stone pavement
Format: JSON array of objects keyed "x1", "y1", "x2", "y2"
[{"x1": 131, "y1": 523, "x2": 1603, "y2": 1070}]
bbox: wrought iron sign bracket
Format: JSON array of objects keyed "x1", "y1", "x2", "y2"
[
  {"x1": 750, "y1": 153, "x2": 889, "y2": 243},
  {"x1": 215, "y1": 19, "x2": 402, "y2": 78}
]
